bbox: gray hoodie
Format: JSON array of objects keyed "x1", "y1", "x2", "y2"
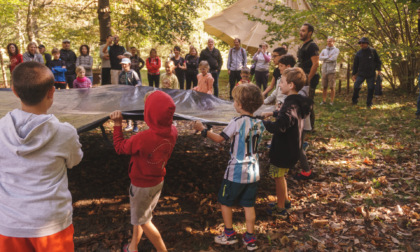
[{"x1": 0, "y1": 109, "x2": 83, "y2": 237}]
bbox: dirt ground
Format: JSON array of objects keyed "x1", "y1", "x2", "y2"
[{"x1": 70, "y1": 119, "x2": 419, "y2": 252}]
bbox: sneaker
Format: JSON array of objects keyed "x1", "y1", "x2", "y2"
[
  {"x1": 268, "y1": 200, "x2": 291, "y2": 210},
  {"x1": 124, "y1": 125, "x2": 133, "y2": 131},
  {"x1": 294, "y1": 170, "x2": 315, "y2": 180},
  {"x1": 133, "y1": 125, "x2": 139, "y2": 133},
  {"x1": 243, "y1": 234, "x2": 258, "y2": 251},
  {"x1": 214, "y1": 231, "x2": 238, "y2": 245},
  {"x1": 320, "y1": 101, "x2": 326, "y2": 105},
  {"x1": 302, "y1": 142, "x2": 309, "y2": 152},
  {"x1": 270, "y1": 206, "x2": 289, "y2": 219},
  {"x1": 329, "y1": 102, "x2": 334, "y2": 106}
]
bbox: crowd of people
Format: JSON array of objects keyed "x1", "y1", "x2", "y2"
[{"x1": 1, "y1": 21, "x2": 418, "y2": 252}]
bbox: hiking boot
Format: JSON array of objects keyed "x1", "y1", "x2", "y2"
[
  {"x1": 268, "y1": 200, "x2": 291, "y2": 210},
  {"x1": 270, "y1": 206, "x2": 289, "y2": 219},
  {"x1": 242, "y1": 234, "x2": 258, "y2": 251},
  {"x1": 214, "y1": 231, "x2": 238, "y2": 245},
  {"x1": 294, "y1": 170, "x2": 315, "y2": 180}
]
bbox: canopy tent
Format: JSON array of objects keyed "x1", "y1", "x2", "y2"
[
  {"x1": 203, "y1": 0, "x2": 311, "y2": 54},
  {"x1": 0, "y1": 86, "x2": 274, "y2": 134}
]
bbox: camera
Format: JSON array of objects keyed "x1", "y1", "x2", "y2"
[{"x1": 259, "y1": 45, "x2": 262, "y2": 48}]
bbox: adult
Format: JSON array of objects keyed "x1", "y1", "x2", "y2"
[
  {"x1": 146, "y1": 48, "x2": 161, "y2": 88},
  {"x1": 22, "y1": 42, "x2": 44, "y2": 64},
  {"x1": 171, "y1": 46, "x2": 186, "y2": 90},
  {"x1": 185, "y1": 46, "x2": 199, "y2": 89},
  {"x1": 100, "y1": 35, "x2": 112, "y2": 85},
  {"x1": 199, "y1": 38, "x2": 223, "y2": 97},
  {"x1": 38, "y1": 44, "x2": 51, "y2": 66},
  {"x1": 351, "y1": 37, "x2": 382, "y2": 108},
  {"x1": 319, "y1": 36, "x2": 339, "y2": 105},
  {"x1": 252, "y1": 42, "x2": 271, "y2": 91},
  {"x1": 262, "y1": 47, "x2": 287, "y2": 97},
  {"x1": 76, "y1": 45, "x2": 94, "y2": 83},
  {"x1": 297, "y1": 23, "x2": 319, "y2": 129},
  {"x1": 103, "y1": 35, "x2": 125, "y2": 85},
  {"x1": 60, "y1": 39, "x2": 77, "y2": 88},
  {"x1": 6, "y1": 43, "x2": 23, "y2": 74},
  {"x1": 227, "y1": 38, "x2": 247, "y2": 100},
  {"x1": 129, "y1": 46, "x2": 145, "y2": 81}
]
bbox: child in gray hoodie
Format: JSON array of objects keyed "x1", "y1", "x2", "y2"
[{"x1": 0, "y1": 62, "x2": 83, "y2": 251}]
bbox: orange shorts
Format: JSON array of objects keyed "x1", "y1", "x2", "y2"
[{"x1": 0, "y1": 224, "x2": 74, "y2": 252}]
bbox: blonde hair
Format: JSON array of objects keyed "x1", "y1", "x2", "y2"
[
  {"x1": 232, "y1": 83, "x2": 263, "y2": 114},
  {"x1": 27, "y1": 42, "x2": 38, "y2": 52},
  {"x1": 165, "y1": 60, "x2": 174, "y2": 67},
  {"x1": 283, "y1": 67, "x2": 307, "y2": 91},
  {"x1": 76, "y1": 66, "x2": 85, "y2": 74},
  {"x1": 144, "y1": 90, "x2": 155, "y2": 103},
  {"x1": 199, "y1": 60, "x2": 209, "y2": 69}
]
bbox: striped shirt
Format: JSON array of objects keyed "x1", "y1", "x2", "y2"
[{"x1": 220, "y1": 115, "x2": 265, "y2": 184}]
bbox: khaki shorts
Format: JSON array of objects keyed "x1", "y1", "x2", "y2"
[
  {"x1": 322, "y1": 73, "x2": 336, "y2": 89},
  {"x1": 269, "y1": 165, "x2": 289, "y2": 178},
  {"x1": 129, "y1": 182, "x2": 163, "y2": 225}
]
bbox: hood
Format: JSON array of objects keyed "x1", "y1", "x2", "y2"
[
  {"x1": 144, "y1": 91, "x2": 176, "y2": 135},
  {"x1": 0, "y1": 109, "x2": 59, "y2": 156},
  {"x1": 287, "y1": 94, "x2": 313, "y2": 118}
]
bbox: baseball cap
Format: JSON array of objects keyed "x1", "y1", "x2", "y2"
[
  {"x1": 120, "y1": 58, "x2": 131, "y2": 64},
  {"x1": 62, "y1": 39, "x2": 70, "y2": 43}
]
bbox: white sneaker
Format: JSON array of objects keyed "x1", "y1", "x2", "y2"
[
  {"x1": 320, "y1": 101, "x2": 326, "y2": 105},
  {"x1": 214, "y1": 231, "x2": 238, "y2": 245}
]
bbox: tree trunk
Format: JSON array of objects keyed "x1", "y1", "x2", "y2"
[
  {"x1": 98, "y1": 0, "x2": 111, "y2": 45},
  {"x1": 0, "y1": 47, "x2": 8, "y2": 88},
  {"x1": 26, "y1": 0, "x2": 36, "y2": 42}
]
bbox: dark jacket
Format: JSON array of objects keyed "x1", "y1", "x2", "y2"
[
  {"x1": 263, "y1": 94, "x2": 313, "y2": 168},
  {"x1": 199, "y1": 47, "x2": 223, "y2": 72},
  {"x1": 185, "y1": 54, "x2": 199, "y2": 74},
  {"x1": 59, "y1": 49, "x2": 77, "y2": 75},
  {"x1": 352, "y1": 47, "x2": 381, "y2": 78},
  {"x1": 109, "y1": 44, "x2": 126, "y2": 70}
]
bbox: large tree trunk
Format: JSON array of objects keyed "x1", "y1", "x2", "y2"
[
  {"x1": 26, "y1": 0, "x2": 36, "y2": 42},
  {"x1": 98, "y1": 0, "x2": 111, "y2": 45},
  {"x1": 0, "y1": 47, "x2": 8, "y2": 88}
]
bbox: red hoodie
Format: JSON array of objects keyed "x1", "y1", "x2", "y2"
[{"x1": 113, "y1": 91, "x2": 178, "y2": 187}]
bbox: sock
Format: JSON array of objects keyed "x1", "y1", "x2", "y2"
[
  {"x1": 301, "y1": 170, "x2": 312, "y2": 176},
  {"x1": 224, "y1": 227, "x2": 235, "y2": 236}
]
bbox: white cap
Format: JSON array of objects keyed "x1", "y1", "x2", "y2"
[{"x1": 120, "y1": 58, "x2": 131, "y2": 64}]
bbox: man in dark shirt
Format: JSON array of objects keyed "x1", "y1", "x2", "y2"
[
  {"x1": 297, "y1": 23, "x2": 319, "y2": 129},
  {"x1": 199, "y1": 38, "x2": 223, "y2": 97},
  {"x1": 103, "y1": 35, "x2": 126, "y2": 84},
  {"x1": 351, "y1": 37, "x2": 382, "y2": 108},
  {"x1": 60, "y1": 39, "x2": 77, "y2": 88},
  {"x1": 38, "y1": 44, "x2": 51, "y2": 67}
]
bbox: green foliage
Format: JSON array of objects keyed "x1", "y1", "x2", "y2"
[{"x1": 251, "y1": 0, "x2": 420, "y2": 93}]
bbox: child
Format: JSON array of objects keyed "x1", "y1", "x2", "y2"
[
  {"x1": 49, "y1": 47, "x2": 67, "y2": 89},
  {"x1": 261, "y1": 67, "x2": 313, "y2": 218},
  {"x1": 109, "y1": 90, "x2": 177, "y2": 252},
  {"x1": 76, "y1": 45, "x2": 93, "y2": 83},
  {"x1": 73, "y1": 66, "x2": 92, "y2": 88},
  {"x1": 193, "y1": 83, "x2": 265, "y2": 251},
  {"x1": 160, "y1": 60, "x2": 179, "y2": 89},
  {"x1": 146, "y1": 48, "x2": 161, "y2": 88},
  {"x1": 0, "y1": 62, "x2": 83, "y2": 251},
  {"x1": 264, "y1": 54, "x2": 296, "y2": 106},
  {"x1": 193, "y1": 60, "x2": 214, "y2": 94},
  {"x1": 118, "y1": 57, "x2": 141, "y2": 132},
  {"x1": 235, "y1": 67, "x2": 251, "y2": 87},
  {"x1": 119, "y1": 58, "x2": 142, "y2": 86}
]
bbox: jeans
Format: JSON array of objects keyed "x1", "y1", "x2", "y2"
[
  {"x1": 211, "y1": 71, "x2": 220, "y2": 97},
  {"x1": 228, "y1": 70, "x2": 241, "y2": 99},
  {"x1": 255, "y1": 70, "x2": 269, "y2": 91},
  {"x1": 352, "y1": 75, "x2": 375, "y2": 106},
  {"x1": 185, "y1": 71, "x2": 198, "y2": 89},
  {"x1": 148, "y1": 74, "x2": 160, "y2": 88},
  {"x1": 175, "y1": 71, "x2": 185, "y2": 90}
]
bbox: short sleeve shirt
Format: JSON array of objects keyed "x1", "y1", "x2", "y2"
[
  {"x1": 220, "y1": 116, "x2": 265, "y2": 184},
  {"x1": 297, "y1": 40, "x2": 319, "y2": 74}
]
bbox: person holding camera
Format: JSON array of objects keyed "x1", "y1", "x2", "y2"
[
  {"x1": 252, "y1": 42, "x2": 271, "y2": 91},
  {"x1": 103, "y1": 34, "x2": 126, "y2": 85}
]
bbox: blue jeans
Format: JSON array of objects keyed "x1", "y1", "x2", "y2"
[
  {"x1": 211, "y1": 71, "x2": 220, "y2": 97},
  {"x1": 352, "y1": 75, "x2": 375, "y2": 106}
]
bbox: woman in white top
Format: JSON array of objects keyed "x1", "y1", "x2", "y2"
[{"x1": 252, "y1": 42, "x2": 271, "y2": 91}]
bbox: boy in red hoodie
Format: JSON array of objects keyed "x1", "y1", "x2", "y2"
[{"x1": 110, "y1": 90, "x2": 178, "y2": 252}]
